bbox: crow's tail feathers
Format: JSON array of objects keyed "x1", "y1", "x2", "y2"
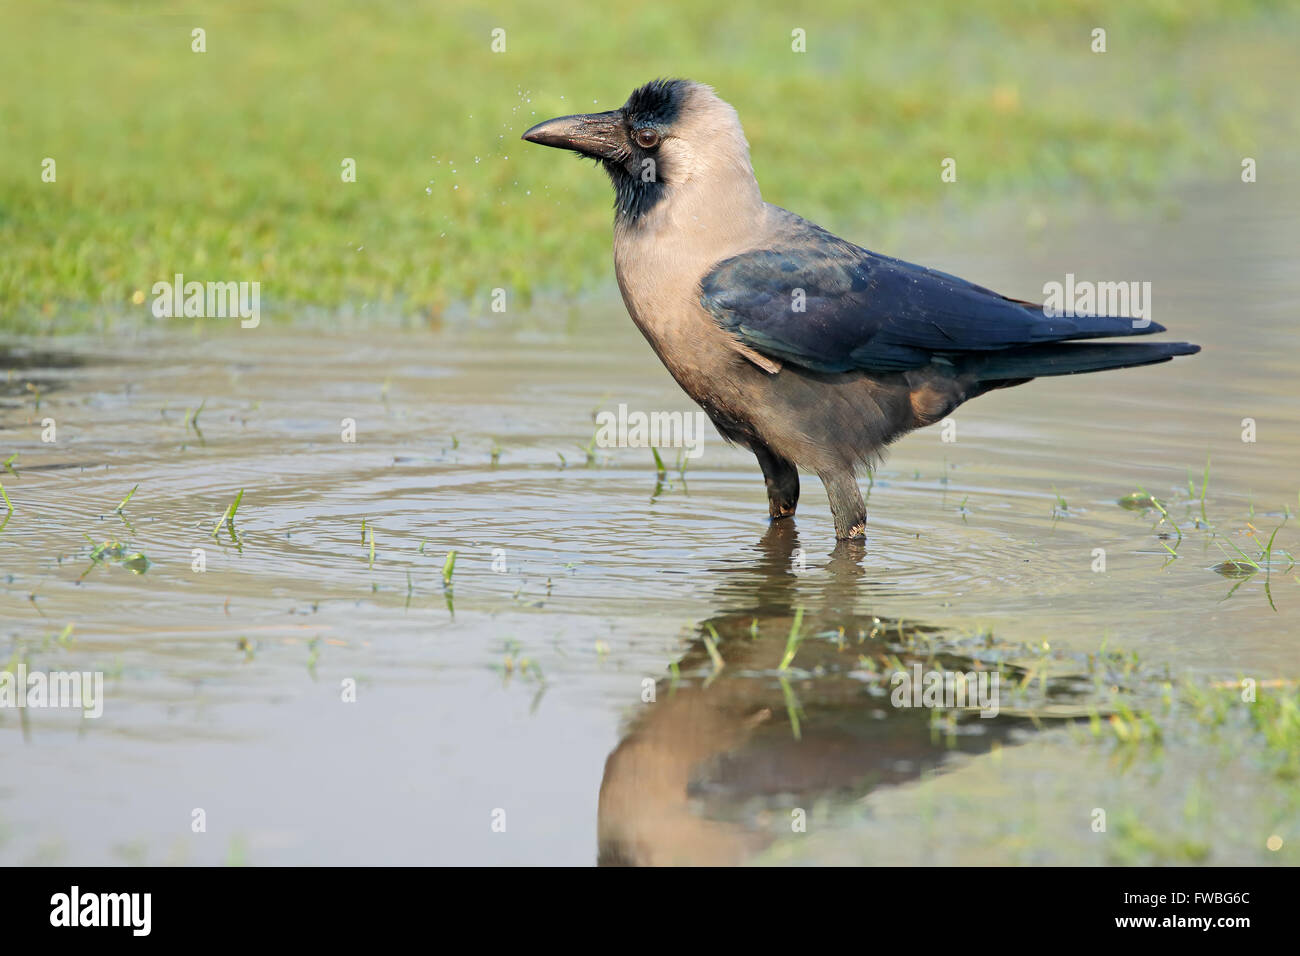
[{"x1": 965, "y1": 341, "x2": 1201, "y2": 383}]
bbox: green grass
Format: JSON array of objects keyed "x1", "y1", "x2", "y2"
[
  {"x1": 2, "y1": 0, "x2": 1297, "y2": 332},
  {"x1": 1116, "y1": 460, "x2": 1298, "y2": 607},
  {"x1": 778, "y1": 606, "x2": 805, "y2": 670},
  {"x1": 211, "y1": 488, "x2": 245, "y2": 540},
  {"x1": 113, "y1": 483, "x2": 139, "y2": 514},
  {"x1": 754, "y1": 622, "x2": 1300, "y2": 865}
]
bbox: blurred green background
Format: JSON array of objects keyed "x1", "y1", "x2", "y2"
[{"x1": 1, "y1": 0, "x2": 1295, "y2": 331}]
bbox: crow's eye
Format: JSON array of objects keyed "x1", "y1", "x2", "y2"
[{"x1": 633, "y1": 127, "x2": 660, "y2": 149}]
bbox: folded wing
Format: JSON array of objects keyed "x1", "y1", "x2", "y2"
[{"x1": 699, "y1": 215, "x2": 1187, "y2": 376}]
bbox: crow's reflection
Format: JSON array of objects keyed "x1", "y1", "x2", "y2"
[{"x1": 597, "y1": 523, "x2": 1063, "y2": 866}]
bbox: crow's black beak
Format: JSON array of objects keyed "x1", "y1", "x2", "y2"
[{"x1": 522, "y1": 110, "x2": 627, "y2": 161}]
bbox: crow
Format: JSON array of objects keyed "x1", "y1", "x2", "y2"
[{"x1": 523, "y1": 79, "x2": 1200, "y2": 539}]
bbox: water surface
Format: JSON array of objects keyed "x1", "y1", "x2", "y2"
[{"x1": 2, "y1": 183, "x2": 1297, "y2": 865}]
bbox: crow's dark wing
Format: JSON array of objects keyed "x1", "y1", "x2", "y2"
[{"x1": 699, "y1": 218, "x2": 1164, "y2": 375}]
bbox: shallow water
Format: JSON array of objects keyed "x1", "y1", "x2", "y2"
[{"x1": 2, "y1": 182, "x2": 1297, "y2": 865}]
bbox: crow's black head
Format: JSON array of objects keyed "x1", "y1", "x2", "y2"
[
  {"x1": 522, "y1": 79, "x2": 702, "y2": 222},
  {"x1": 621, "y1": 78, "x2": 690, "y2": 132}
]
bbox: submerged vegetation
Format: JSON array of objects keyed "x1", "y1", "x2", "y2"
[
  {"x1": 649, "y1": 596, "x2": 1299, "y2": 865},
  {"x1": 1116, "y1": 459, "x2": 1296, "y2": 608},
  {"x1": 3, "y1": 379, "x2": 1296, "y2": 863}
]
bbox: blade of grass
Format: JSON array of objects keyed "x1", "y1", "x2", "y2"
[
  {"x1": 778, "y1": 607, "x2": 805, "y2": 670},
  {"x1": 211, "y1": 488, "x2": 245, "y2": 538},
  {"x1": 114, "y1": 483, "x2": 139, "y2": 514},
  {"x1": 779, "y1": 676, "x2": 803, "y2": 741},
  {"x1": 703, "y1": 624, "x2": 725, "y2": 672},
  {"x1": 1199, "y1": 454, "x2": 1210, "y2": 525},
  {"x1": 0, "y1": 481, "x2": 12, "y2": 532}
]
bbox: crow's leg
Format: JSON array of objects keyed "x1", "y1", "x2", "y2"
[
  {"x1": 819, "y1": 469, "x2": 866, "y2": 539},
  {"x1": 753, "y1": 445, "x2": 799, "y2": 520}
]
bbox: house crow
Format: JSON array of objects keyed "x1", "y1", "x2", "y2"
[{"x1": 523, "y1": 79, "x2": 1200, "y2": 539}]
